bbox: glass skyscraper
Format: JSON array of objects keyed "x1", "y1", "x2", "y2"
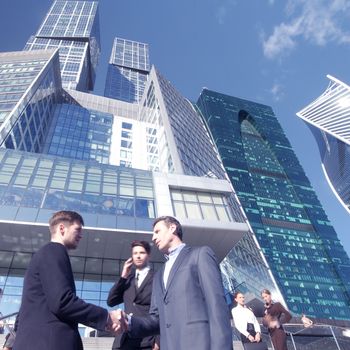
[
  {"x1": 297, "y1": 75, "x2": 350, "y2": 214},
  {"x1": 104, "y1": 37, "x2": 150, "y2": 103},
  {"x1": 196, "y1": 89, "x2": 350, "y2": 320},
  {"x1": 0, "y1": 2, "x2": 249, "y2": 320},
  {"x1": 24, "y1": 0, "x2": 101, "y2": 92},
  {"x1": 1, "y1": 0, "x2": 350, "y2": 328},
  {"x1": 0, "y1": 49, "x2": 62, "y2": 152}
]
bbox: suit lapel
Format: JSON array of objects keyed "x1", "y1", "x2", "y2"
[
  {"x1": 164, "y1": 245, "x2": 191, "y2": 299},
  {"x1": 159, "y1": 265, "x2": 166, "y2": 294}
]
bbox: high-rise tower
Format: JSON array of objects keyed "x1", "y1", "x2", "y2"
[
  {"x1": 104, "y1": 38, "x2": 150, "y2": 103},
  {"x1": 297, "y1": 75, "x2": 350, "y2": 214},
  {"x1": 196, "y1": 89, "x2": 350, "y2": 320},
  {"x1": 24, "y1": 0, "x2": 100, "y2": 92},
  {"x1": 0, "y1": 2, "x2": 249, "y2": 319}
]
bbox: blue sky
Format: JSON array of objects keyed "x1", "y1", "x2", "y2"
[{"x1": 1, "y1": 0, "x2": 350, "y2": 255}]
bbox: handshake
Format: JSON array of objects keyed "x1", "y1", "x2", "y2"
[{"x1": 106, "y1": 309, "x2": 130, "y2": 334}]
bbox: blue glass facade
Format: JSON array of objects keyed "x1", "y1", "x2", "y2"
[
  {"x1": 0, "y1": 148, "x2": 157, "y2": 316},
  {"x1": 24, "y1": 1, "x2": 101, "y2": 91},
  {"x1": 196, "y1": 89, "x2": 350, "y2": 320},
  {"x1": 0, "y1": 50, "x2": 62, "y2": 153},
  {"x1": 43, "y1": 104, "x2": 113, "y2": 164},
  {"x1": 104, "y1": 38, "x2": 150, "y2": 103}
]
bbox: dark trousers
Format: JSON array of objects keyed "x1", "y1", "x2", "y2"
[{"x1": 119, "y1": 337, "x2": 152, "y2": 350}]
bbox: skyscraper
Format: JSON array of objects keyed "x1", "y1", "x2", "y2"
[
  {"x1": 0, "y1": 2, "x2": 249, "y2": 320},
  {"x1": 2, "y1": 0, "x2": 350, "y2": 328},
  {"x1": 24, "y1": 0, "x2": 100, "y2": 92},
  {"x1": 0, "y1": 49, "x2": 62, "y2": 152},
  {"x1": 297, "y1": 75, "x2": 350, "y2": 214},
  {"x1": 104, "y1": 37, "x2": 150, "y2": 103},
  {"x1": 196, "y1": 88, "x2": 350, "y2": 320}
]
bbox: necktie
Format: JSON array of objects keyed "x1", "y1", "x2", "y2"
[{"x1": 135, "y1": 272, "x2": 139, "y2": 288}]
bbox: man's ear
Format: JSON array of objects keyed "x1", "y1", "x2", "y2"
[
  {"x1": 58, "y1": 223, "x2": 66, "y2": 236},
  {"x1": 170, "y1": 224, "x2": 176, "y2": 235}
]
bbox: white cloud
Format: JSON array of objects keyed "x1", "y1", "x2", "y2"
[
  {"x1": 270, "y1": 82, "x2": 285, "y2": 101},
  {"x1": 263, "y1": 0, "x2": 350, "y2": 59},
  {"x1": 215, "y1": 0, "x2": 237, "y2": 25}
]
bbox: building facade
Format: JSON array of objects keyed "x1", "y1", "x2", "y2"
[
  {"x1": 196, "y1": 89, "x2": 350, "y2": 320},
  {"x1": 0, "y1": 49, "x2": 62, "y2": 152},
  {"x1": 104, "y1": 37, "x2": 150, "y2": 103},
  {"x1": 297, "y1": 75, "x2": 350, "y2": 214},
  {"x1": 2, "y1": 0, "x2": 350, "y2": 326},
  {"x1": 0, "y1": 1, "x2": 249, "y2": 317},
  {"x1": 24, "y1": 0, "x2": 101, "y2": 92}
]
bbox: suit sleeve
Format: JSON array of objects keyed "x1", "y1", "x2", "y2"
[
  {"x1": 39, "y1": 244, "x2": 108, "y2": 330},
  {"x1": 107, "y1": 277, "x2": 128, "y2": 307},
  {"x1": 197, "y1": 246, "x2": 232, "y2": 350},
  {"x1": 130, "y1": 274, "x2": 160, "y2": 337}
]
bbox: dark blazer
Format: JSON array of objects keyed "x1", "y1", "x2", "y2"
[
  {"x1": 13, "y1": 242, "x2": 108, "y2": 350},
  {"x1": 107, "y1": 269, "x2": 155, "y2": 349},
  {"x1": 130, "y1": 245, "x2": 233, "y2": 350}
]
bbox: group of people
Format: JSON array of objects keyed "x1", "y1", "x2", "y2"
[
  {"x1": 231, "y1": 289, "x2": 292, "y2": 350},
  {"x1": 1, "y1": 210, "x2": 300, "y2": 350},
  {"x1": 6, "y1": 211, "x2": 233, "y2": 350}
]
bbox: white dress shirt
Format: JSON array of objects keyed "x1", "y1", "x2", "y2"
[
  {"x1": 163, "y1": 243, "x2": 186, "y2": 287},
  {"x1": 231, "y1": 304, "x2": 261, "y2": 337},
  {"x1": 135, "y1": 265, "x2": 150, "y2": 288}
]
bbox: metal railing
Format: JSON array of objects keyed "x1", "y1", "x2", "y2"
[
  {"x1": 284, "y1": 323, "x2": 350, "y2": 350},
  {"x1": 233, "y1": 323, "x2": 350, "y2": 350}
]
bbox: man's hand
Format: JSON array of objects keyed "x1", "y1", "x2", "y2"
[
  {"x1": 121, "y1": 258, "x2": 133, "y2": 278},
  {"x1": 107, "y1": 309, "x2": 128, "y2": 334}
]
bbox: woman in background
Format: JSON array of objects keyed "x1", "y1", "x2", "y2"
[{"x1": 261, "y1": 289, "x2": 291, "y2": 350}]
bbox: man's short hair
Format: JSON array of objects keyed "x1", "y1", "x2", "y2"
[
  {"x1": 131, "y1": 240, "x2": 151, "y2": 255},
  {"x1": 49, "y1": 211, "x2": 84, "y2": 234},
  {"x1": 152, "y1": 216, "x2": 183, "y2": 240}
]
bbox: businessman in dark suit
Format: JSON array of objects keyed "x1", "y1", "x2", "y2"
[
  {"x1": 108, "y1": 240, "x2": 158, "y2": 350},
  {"x1": 13, "y1": 211, "x2": 120, "y2": 350},
  {"x1": 119, "y1": 216, "x2": 233, "y2": 350}
]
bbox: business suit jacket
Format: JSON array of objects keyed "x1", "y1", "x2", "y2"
[
  {"x1": 13, "y1": 242, "x2": 108, "y2": 350},
  {"x1": 107, "y1": 269, "x2": 155, "y2": 349},
  {"x1": 131, "y1": 245, "x2": 233, "y2": 350}
]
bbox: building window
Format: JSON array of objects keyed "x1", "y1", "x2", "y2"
[{"x1": 170, "y1": 189, "x2": 233, "y2": 222}]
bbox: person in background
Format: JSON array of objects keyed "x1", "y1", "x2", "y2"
[
  {"x1": 108, "y1": 241, "x2": 159, "y2": 350},
  {"x1": 231, "y1": 291, "x2": 262, "y2": 345},
  {"x1": 261, "y1": 289, "x2": 291, "y2": 350},
  {"x1": 2, "y1": 314, "x2": 18, "y2": 350}
]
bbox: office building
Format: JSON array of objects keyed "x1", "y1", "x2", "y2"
[
  {"x1": 2, "y1": 0, "x2": 349, "y2": 327},
  {"x1": 0, "y1": 49, "x2": 62, "y2": 151},
  {"x1": 24, "y1": 0, "x2": 101, "y2": 92},
  {"x1": 297, "y1": 75, "x2": 350, "y2": 214},
  {"x1": 0, "y1": 0, "x2": 249, "y2": 316},
  {"x1": 104, "y1": 38, "x2": 150, "y2": 103},
  {"x1": 196, "y1": 89, "x2": 350, "y2": 320}
]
